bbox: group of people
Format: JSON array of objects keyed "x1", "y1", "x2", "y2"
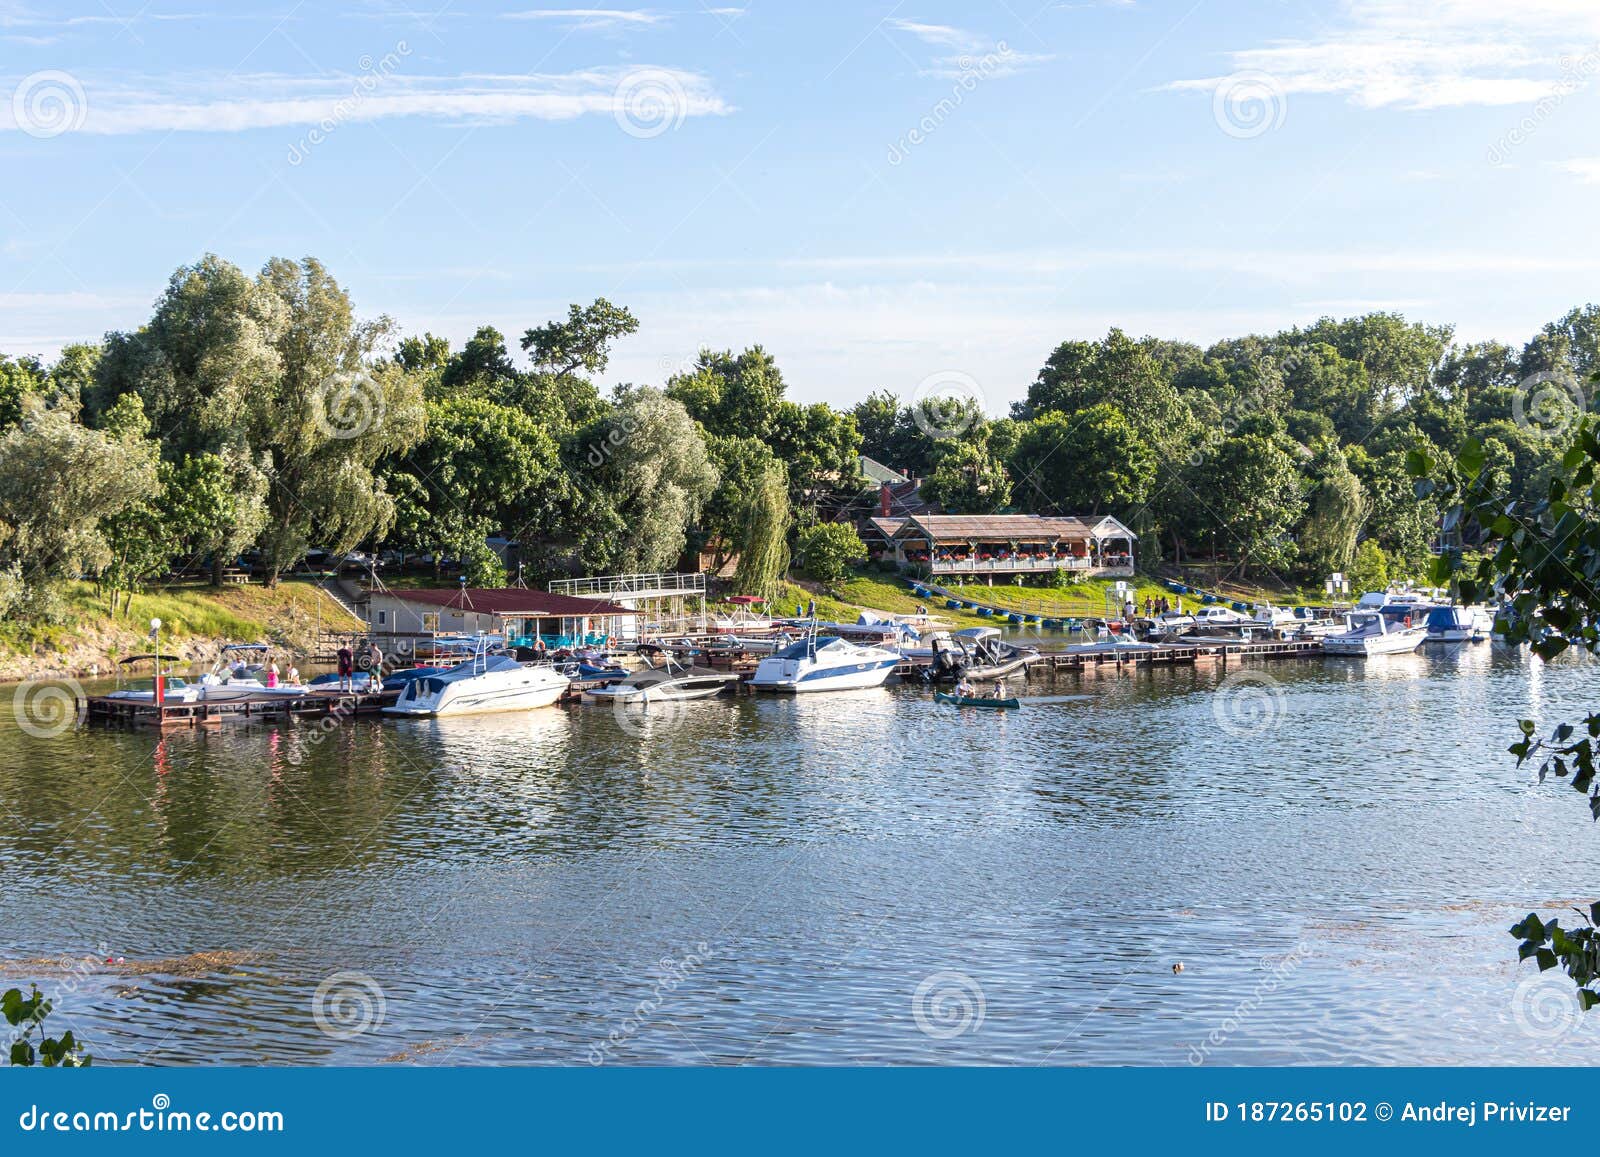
[
  {"x1": 1124, "y1": 594, "x2": 1183, "y2": 621},
  {"x1": 334, "y1": 641, "x2": 386, "y2": 692}
]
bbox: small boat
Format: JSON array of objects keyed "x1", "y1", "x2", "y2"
[
  {"x1": 585, "y1": 657, "x2": 738, "y2": 703},
  {"x1": 1322, "y1": 610, "x2": 1428, "y2": 656},
  {"x1": 747, "y1": 629, "x2": 901, "y2": 693},
  {"x1": 935, "y1": 691, "x2": 1021, "y2": 710},
  {"x1": 1424, "y1": 604, "x2": 1493, "y2": 643},
  {"x1": 103, "y1": 654, "x2": 202, "y2": 703},
  {"x1": 384, "y1": 653, "x2": 570, "y2": 716},
  {"x1": 922, "y1": 631, "x2": 1037, "y2": 683},
  {"x1": 195, "y1": 643, "x2": 313, "y2": 700}
]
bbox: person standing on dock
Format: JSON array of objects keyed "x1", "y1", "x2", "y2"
[
  {"x1": 336, "y1": 643, "x2": 354, "y2": 692},
  {"x1": 367, "y1": 642, "x2": 384, "y2": 692}
]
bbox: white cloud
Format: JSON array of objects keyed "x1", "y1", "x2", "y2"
[
  {"x1": 502, "y1": 8, "x2": 662, "y2": 29},
  {"x1": 1166, "y1": 0, "x2": 1600, "y2": 110},
  {"x1": 0, "y1": 68, "x2": 731, "y2": 134},
  {"x1": 887, "y1": 19, "x2": 979, "y2": 50},
  {"x1": 1556, "y1": 158, "x2": 1600, "y2": 183}
]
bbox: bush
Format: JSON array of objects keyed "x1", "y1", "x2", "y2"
[
  {"x1": 1347, "y1": 540, "x2": 1390, "y2": 595},
  {"x1": 795, "y1": 523, "x2": 868, "y2": 585}
]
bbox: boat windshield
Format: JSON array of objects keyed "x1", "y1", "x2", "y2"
[{"x1": 772, "y1": 637, "x2": 846, "y2": 660}]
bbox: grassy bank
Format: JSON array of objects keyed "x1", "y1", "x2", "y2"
[{"x1": 0, "y1": 579, "x2": 362, "y2": 679}]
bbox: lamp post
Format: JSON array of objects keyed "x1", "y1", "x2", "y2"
[{"x1": 149, "y1": 617, "x2": 163, "y2": 713}]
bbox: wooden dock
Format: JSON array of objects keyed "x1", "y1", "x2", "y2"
[{"x1": 85, "y1": 689, "x2": 400, "y2": 728}]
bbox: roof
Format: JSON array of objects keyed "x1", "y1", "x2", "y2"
[
  {"x1": 864, "y1": 516, "x2": 907, "y2": 539},
  {"x1": 895, "y1": 514, "x2": 1096, "y2": 540},
  {"x1": 375, "y1": 587, "x2": 640, "y2": 617},
  {"x1": 859, "y1": 455, "x2": 909, "y2": 485}
]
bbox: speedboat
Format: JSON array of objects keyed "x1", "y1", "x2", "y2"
[
  {"x1": 1424, "y1": 604, "x2": 1493, "y2": 643},
  {"x1": 746, "y1": 634, "x2": 902, "y2": 693},
  {"x1": 584, "y1": 657, "x2": 739, "y2": 704},
  {"x1": 922, "y1": 632, "x2": 1037, "y2": 683},
  {"x1": 383, "y1": 654, "x2": 570, "y2": 716},
  {"x1": 1322, "y1": 611, "x2": 1427, "y2": 656},
  {"x1": 195, "y1": 644, "x2": 313, "y2": 700},
  {"x1": 104, "y1": 654, "x2": 202, "y2": 703}
]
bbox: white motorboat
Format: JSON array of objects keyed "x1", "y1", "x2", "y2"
[
  {"x1": 1322, "y1": 611, "x2": 1428, "y2": 656},
  {"x1": 104, "y1": 654, "x2": 203, "y2": 704},
  {"x1": 194, "y1": 644, "x2": 313, "y2": 700},
  {"x1": 384, "y1": 654, "x2": 569, "y2": 716},
  {"x1": 1423, "y1": 604, "x2": 1494, "y2": 643},
  {"x1": 584, "y1": 658, "x2": 740, "y2": 704},
  {"x1": 747, "y1": 633, "x2": 902, "y2": 693}
]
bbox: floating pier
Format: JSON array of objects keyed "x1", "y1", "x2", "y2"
[{"x1": 85, "y1": 689, "x2": 401, "y2": 728}]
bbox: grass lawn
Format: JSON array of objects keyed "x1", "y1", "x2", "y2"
[{"x1": 0, "y1": 578, "x2": 361, "y2": 661}]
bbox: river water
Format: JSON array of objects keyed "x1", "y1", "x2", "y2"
[{"x1": 3, "y1": 645, "x2": 1600, "y2": 1066}]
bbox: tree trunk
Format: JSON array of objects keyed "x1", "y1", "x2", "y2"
[{"x1": 211, "y1": 553, "x2": 224, "y2": 588}]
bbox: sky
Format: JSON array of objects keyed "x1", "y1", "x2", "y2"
[{"x1": 2, "y1": 0, "x2": 1600, "y2": 413}]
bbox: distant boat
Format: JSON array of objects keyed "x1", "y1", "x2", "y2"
[
  {"x1": 384, "y1": 654, "x2": 569, "y2": 716},
  {"x1": 1424, "y1": 605, "x2": 1493, "y2": 643},
  {"x1": 935, "y1": 691, "x2": 1021, "y2": 710},
  {"x1": 747, "y1": 632, "x2": 901, "y2": 693}
]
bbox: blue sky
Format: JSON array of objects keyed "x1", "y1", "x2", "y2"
[{"x1": 3, "y1": 1, "x2": 1600, "y2": 411}]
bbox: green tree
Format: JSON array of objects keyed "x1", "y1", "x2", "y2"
[
  {"x1": 574, "y1": 388, "x2": 718, "y2": 574},
  {"x1": 795, "y1": 522, "x2": 866, "y2": 585},
  {"x1": 1297, "y1": 442, "x2": 1367, "y2": 578},
  {"x1": 1194, "y1": 428, "x2": 1306, "y2": 576},
  {"x1": 0, "y1": 399, "x2": 156, "y2": 618},
  {"x1": 919, "y1": 440, "x2": 1012, "y2": 513},
  {"x1": 1346, "y1": 539, "x2": 1389, "y2": 594},
  {"x1": 731, "y1": 459, "x2": 790, "y2": 601},
  {"x1": 1007, "y1": 406, "x2": 1155, "y2": 515},
  {"x1": 521, "y1": 299, "x2": 638, "y2": 377}
]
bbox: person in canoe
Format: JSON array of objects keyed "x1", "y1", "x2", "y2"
[{"x1": 954, "y1": 677, "x2": 976, "y2": 699}]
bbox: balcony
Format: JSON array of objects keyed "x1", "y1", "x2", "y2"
[{"x1": 921, "y1": 555, "x2": 1134, "y2": 577}]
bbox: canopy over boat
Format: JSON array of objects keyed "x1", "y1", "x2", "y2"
[{"x1": 118, "y1": 653, "x2": 183, "y2": 665}]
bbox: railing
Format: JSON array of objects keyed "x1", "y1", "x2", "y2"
[
  {"x1": 549, "y1": 572, "x2": 706, "y2": 598},
  {"x1": 924, "y1": 557, "x2": 1134, "y2": 576}
]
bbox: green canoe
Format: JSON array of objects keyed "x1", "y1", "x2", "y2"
[{"x1": 935, "y1": 691, "x2": 1021, "y2": 710}]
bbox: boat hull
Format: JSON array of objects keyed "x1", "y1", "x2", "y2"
[
  {"x1": 1323, "y1": 630, "x2": 1426, "y2": 656},
  {"x1": 383, "y1": 664, "x2": 569, "y2": 716},
  {"x1": 747, "y1": 657, "x2": 900, "y2": 693},
  {"x1": 935, "y1": 692, "x2": 1020, "y2": 710}
]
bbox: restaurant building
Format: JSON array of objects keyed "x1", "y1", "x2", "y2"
[{"x1": 863, "y1": 513, "x2": 1136, "y2": 578}]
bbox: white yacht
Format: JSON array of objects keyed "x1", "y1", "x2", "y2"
[
  {"x1": 746, "y1": 634, "x2": 902, "y2": 693},
  {"x1": 1322, "y1": 611, "x2": 1428, "y2": 656},
  {"x1": 384, "y1": 654, "x2": 569, "y2": 716}
]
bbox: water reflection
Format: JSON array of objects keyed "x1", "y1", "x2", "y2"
[{"x1": 1, "y1": 648, "x2": 1597, "y2": 1065}]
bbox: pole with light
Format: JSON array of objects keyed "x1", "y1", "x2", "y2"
[{"x1": 149, "y1": 617, "x2": 163, "y2": 710}]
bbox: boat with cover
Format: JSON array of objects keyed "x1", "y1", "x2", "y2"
[
  {"x1": 935, "y1": 691, "x2": 1021, "y2": 710},
  {"x1": 584, "y1": 657, "x2": 740, "y2": 704},
  {"x1": 746, "y1": 628, "x2": 902, "y2": 692},
  {"x1": 1322, "y1": 610, "x2": 1428, "y2": 656},
  {"x1": 384, "y1": 651, "x2": 570, "y2": 716},
  {"x1": 1424, "y1": 604, "x2": 1493, "y2": 643},
  {"x1": 104, "y1": 654, "x2": 201, "y2": 703}
]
